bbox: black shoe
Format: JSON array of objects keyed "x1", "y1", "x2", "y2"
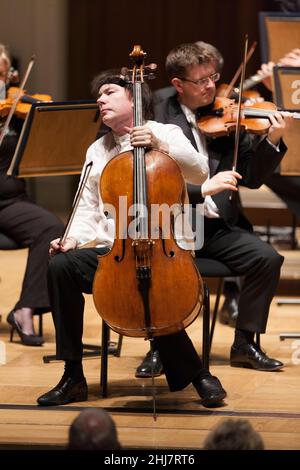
[
  {"x1": 230, "y1": 343, "x2": 284, "y2": 371},
  {"x1": 135, "y1": 350, "x2": 164, "y2": 378},
  {"x1": 7, "y1": 310, "x2": 44, "y2": 346},
  {"x1": 219, "y1": 295, "x2": 238, "y2": 328},
  {"x1": 193, "y1": 373, "x2": 227, "y2": 408},
  {"x1": 37, "y1": 374, "x2": 88, "y2": 406}
]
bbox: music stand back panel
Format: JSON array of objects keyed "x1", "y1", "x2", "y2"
[
  {"x1": 273, "y1": 66, "x2": 300, "y2": 176},
  {"x1": 8, "y1": 101, "x2": 101, "y2": 177},
  {"x1": 259, "y1": 12, "x2": 300, "y2": 64},
  {"x1": 273, "y1": 66, "x2": 300, "y2": 110}
]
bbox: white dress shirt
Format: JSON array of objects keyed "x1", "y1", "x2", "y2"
[{"x1": 180, "y1": 104, "x2": 220, "y2": 218}]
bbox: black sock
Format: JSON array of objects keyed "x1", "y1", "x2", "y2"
[
  {"x1": 65, "y1": 360, "x2": 84, "y2": 379},
  {"x1": 233, "y1": 329, "x2": 255, "y2": 348}
]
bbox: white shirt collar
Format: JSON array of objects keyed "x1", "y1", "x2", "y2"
[{"x1": 180, "y1": 104, "x2": 197, "y2": 127}]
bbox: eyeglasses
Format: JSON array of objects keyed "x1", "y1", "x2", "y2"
[{"x1": 180, "y1": 72, "x2": 220, "y2": 88}]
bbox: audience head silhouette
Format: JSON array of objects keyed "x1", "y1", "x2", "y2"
[
  {"x1": 203, "y1": 419, "x2": 264, "y2": 450},
  {"x1": 68, "y1": 408, "x2": 121, "y2": 450}
]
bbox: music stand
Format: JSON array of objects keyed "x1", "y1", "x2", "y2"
[
  {"x1": 8, "y1": 100, "x2": 101, "y2": 177},
  {"x1": 273, "y1": 66, "x2": 300, "y2": 175},
  {"x1": 259, "y1": 12, "x2": 300, "y2": 64},
  {"x1": 8, "y1": 100, "x2": 121, "y2": 360},
  {"x1": 259, "y1": 14, "x2": 300, "y2": 339},
  {"x1": 272, "y1": 68, "x2": 300, "y2": 339}
]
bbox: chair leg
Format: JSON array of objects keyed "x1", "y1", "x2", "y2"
[
  {"x1": 115, "y1": 334, "x2": 123, "y2": 357},
  {"x1": 202, "y1": 283, "x2": 210, "y2": 371},
  {"x1": 209, "y1": 278, "x2": 224, "y2": 350},
  {"x1": 100, "y1": 320, "x2": 109, "y2": 398}
]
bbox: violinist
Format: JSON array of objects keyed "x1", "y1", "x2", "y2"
[
  {"x1": 137, "y1": 42, "x2": 292, "y2": 377},
  {"x1": 37, "y1": 68, "x2": 228, "y2": 407},
  {"x1": 136, "y1": 43, "x2": 240, "y2": 379},
  {"x1": 0, "y1": 43, "x2": 64, "y2": 345}
]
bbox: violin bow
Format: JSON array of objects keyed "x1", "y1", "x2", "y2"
[
  {"x1": 230, "y1": 35, "x2": 249, "y2": 201},
  {"x1": 60, "y1": 161, "x2": 93, "y2": 246},
  {"x1": 223, "y1": 40, "x2": 256, "y2": 98},
  {"x1": 0, "y1": 55, "x2": 35, "y2": 148}
]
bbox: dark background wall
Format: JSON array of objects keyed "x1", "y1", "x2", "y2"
[{"x1": 67, "y1": 0, "x2": 278, "y2": 100}]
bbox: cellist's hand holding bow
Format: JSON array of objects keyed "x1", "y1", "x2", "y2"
[{"x1": 126, "y1": 125, "x2": 169, "y2": 153}]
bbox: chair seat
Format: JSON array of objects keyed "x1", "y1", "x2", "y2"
[{"x1": 195, "y1": 257, "x2": 238, "y2": 278}]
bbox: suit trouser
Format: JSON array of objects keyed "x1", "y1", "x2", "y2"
[
  {"x1": 47, "y1": 248, "x2": 203, "y2": 392},
  {"x1": 197, "y1": 219, "x2": 284, "y2": 333},
  {"x1": 0, "y1": 198, "x2": 64, "y2": 313}
]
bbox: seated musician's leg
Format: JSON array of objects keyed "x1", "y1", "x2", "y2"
[
  {"x1": 37, "y1": 247, "x2": 107, "y2": 406},
  {"x1": 153, "y1": 330, "x2": 226, "y2": 408},
  {"x1": 202, "y1": 225, "x2": 284, "y2": 371}
]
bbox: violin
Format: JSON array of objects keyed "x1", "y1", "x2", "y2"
[
  {"x1": 93, "y1": 45, "x2": 203, "y2": 338},
  {"x1": 197, "y1": 96, "x2": 300, "y2": 137},
  {"x1": 0, "y1": 86, "x2": 52, "y2": 119}
]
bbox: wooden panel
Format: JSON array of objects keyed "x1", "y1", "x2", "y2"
[
  {"x1": 279, "y1": 119, "x2": 300, "y2": 175},
  {"x1": 264, "y1": 16, "x2": 300, "y2": 63},
  {"x1": 67, "y1": 0, "x2": 275, "y2": 99},
  {"x1": 8, "y1": 102, "x2": 101, "y2": 177}
]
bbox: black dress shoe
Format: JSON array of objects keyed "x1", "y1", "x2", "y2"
[
  {"x1": 135, "y1": 350, "x2": 164, "y2": 378},
  {"x1": 7, "y1": 310, "x2": 44, "y2": 346},
  {"x1": 230, "y1": 343, "x2": 284, "y2": 371},
  {"x1": 193, "y1": 374, "x2": 227, "y2": 408},
  {"x1": 37, "y1": 374, "x2": 88, "y2": 406},
  {"x1": 219, "y1": 296, "x2": 238, "y2": 328}
]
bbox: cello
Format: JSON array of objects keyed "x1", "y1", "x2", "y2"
[{"x1": 93, "y1": 46, "x2": 203, "y2": 339}]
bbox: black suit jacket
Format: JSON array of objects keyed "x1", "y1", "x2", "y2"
[{"x1": 154, "y1": 93, "x2": 287, "y2": 230}]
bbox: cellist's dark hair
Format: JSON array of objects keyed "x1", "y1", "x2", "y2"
[{"x1": 91, "y1": 68, "x2": 153, "y2": 120}]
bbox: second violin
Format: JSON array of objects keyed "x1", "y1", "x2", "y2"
[
  {"x1": 0, "y1": 86, "x2": 52, "y2": 119},
  {"x1": 197, "y1": 96, "x2": 300, "y2": 137}
]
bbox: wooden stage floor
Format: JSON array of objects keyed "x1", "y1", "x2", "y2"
[{"x1": 0, "y1": 249, "x2": 300, "y2": 450}]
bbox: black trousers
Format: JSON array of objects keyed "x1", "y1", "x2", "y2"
[
  {"x1": 0, "y1": 197, "x2": 64, "y2": 313},
  {"x1": 197, "y1": 218, "x2": 284, "y2": 333},
  {"x1": 48, "y1": 248, "x2": 203, "y2": 392}
]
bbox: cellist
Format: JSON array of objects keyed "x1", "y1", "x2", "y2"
[
  {"x1": 0, "y1": 43, "x2": 64, "y2": 345},
  {"x1": 137, "y1": 42, "x2": 292, "y2": 378},
  {"x1": 37, "y1": 68, "x2": 228, "y2": 407}
]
